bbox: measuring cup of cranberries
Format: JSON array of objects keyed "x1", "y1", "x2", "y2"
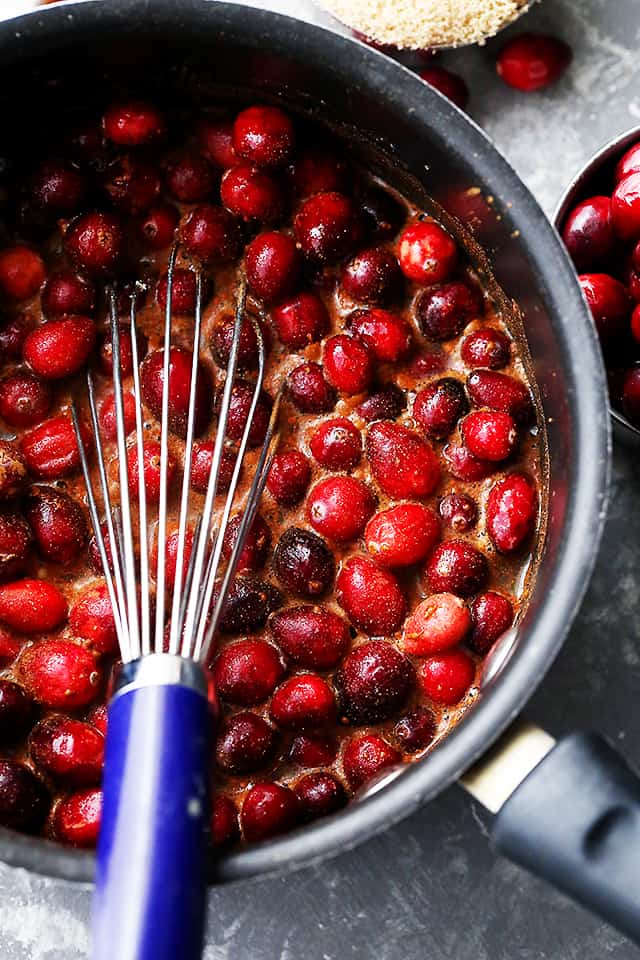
[{"x1": 556, "y1": 125, "x2": 640, "y2": 442}]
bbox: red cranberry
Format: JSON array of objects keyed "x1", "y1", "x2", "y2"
[
  {"x1": 70, "y1": 583, "x2": 117, "y2": 655},
  {"x1": 416, "y1": 281, "x2": 482, "y2": 341},
  {"x1": 0, "y1": 680, "x2": 33, "y2": 741},
  {"x1": 25, "y1": 487, "x2": 87, "y2": 565},
  {"x1": 103, "y1": 101, "x2": 164, "y2": 145},
  {"x1": 64, "y1": 212, "x2": 124, "y2": 276},
  {"x1": 337, "y1": 555, "x2": 406, "y2": 634},
  {"x1": 216, "y1": 712, "x2": 278, "y2": 774},
  {"x1": 358, "y1": 187, "x2": 405, "y2": 240},
  {"x1": 342, "y1": 734, "x2": 400, "y2": 790},
  {"x1": 199, "y1": 118, "x2": 237, "y2": 168},
  {"x1": 0, "y1": 507, "x2": 31, "y2": 581},
  {"x1": 612, "y1": 172, "x2": 640, "y2": 241},
  {"x1": 420, "y1": 66, "x2": 469, "y2": 109},
  {"x1": 342, "y1": 247, "x2": 402, "y2": 304},
  {"x1": 18, "y1": 638, "x2": 99, "y2": 708},
  {"x1": 288, "y1": 362, "x2": 336, "y2": 413},
  {"x1": 309, "y1": 417, "x2": 362, "y2": 470},
  {"x1": 615, "y1": 142, "x2": 640, "y2": 183},
  {"x1": 0, "y1": 578, "x2": 67, "y2": 633},
  {"x1": 0, "y1": 627, "x2": 21, "y2": 664},
  {"x1": 413, "y1": 377, "x2": 468, "y2": 439},
  {"x1": 190, "y1": 441, "x2": 236, "y2": 494},
  {"x1": 214, "y1": 639, "x2": 283, "y2": 705},
  {"x1": 221, "y1": 163, "x2": 285, "y2": 222},
  {"x1": 99, "y1": 391, "x2": 137, "y2": 440},
  {"x1": 347, "y1": 308, "x2": 412, "y2": 363},
  {"x1": 211, "y1": 312, "x2": 269, "y2": 373},
  {"x1": 323, "y1": 335, "x2": 373, "y2": 396},
  {"x1": 366, "y1": 420, "x2": 440, "y2": 499},
  {"x1": 402, "y1": 593, "x2": 471, "y2": 656},
  {"x1": 31, "y1": 159, "x2": 85, "y2": 215},
  {"x1": 290, "y1": 733, "x2": 338, "y2": 767},
  {"x1": 487, "y1": 472, "x2": 537, "y2": 553},
  {"x1": 291, "y1": 147, "x2": 349, "y2": 198},
  {"x1": 336, "y1": 640, "x2": 413, "y2": 723},
  {"x1": 466, "y1": 369, "x2": 534, "y2": 423},
  {"x1": 469, "y1": 591, "x2": 514, "y2": 654},
  {"x1": 222, "y1": 380, "x2": 272, "y2": 447},
  {"x1": 0, "y1": 313, "x2": 33, "y2": 358},
  {"x1": 462, "y1": 410, "x2": 518, "y2": 461},
  {"x1": 166, "y1": 155, "x2": 214, "y2": 202},
  {"x1": 496, "y1": 33, "x2": 572, "y2": 91},
  {"x1": 87, "y1": 704, "x2": 108, "y2": 736},
  {"x1": 87, "y1": 523, "x2": 113, "y2": 575},
  {"x1": 425, "y1": 540, "x2": 488, "y2": 597},
  {"x1": 294, "y1": 772, "x2": 346, "y2": 821},
  {"x1": 245, "y1": 231, "x2": 301, "y2": 303},
  {"x1": 0, "y1": 246, "x2": 46, "y2": 301},
  {"x1": 0, "y1": 373, "x2": 51, "y2": 429},
  {"x1": 127, "y1": 440, "x2": 177, "y2": 504},
  {"x1": 241, "y1": 782, "x2": 299, "y2": 842},
  {"x1": 29, "y1": 716, "x2": 103, "y2": 785},
  {"x1": 632, "y1": 304, "x2": 640, "y2": 344},
  {"x1": 211, "y1": 795, "x2": 240, "y2": 848},
  {"x1": 622, "y1": 366, "x2": 640, "y2": 426},
  {"x1": 0, "y1": 760, "x2": 49, "y2": 831},
  {"x1": 357, "y1": 383, "x2": 406, "y2": 422},
  {"x1": 141, "y1": 346, "x2": 213, "y2": 437},
  {"x1": 273, "y1": 525, "x2": 335, "y2": 598},
  {"x1": 307, "y1": 476, "x2": 375, "y2": 543},
  {"x1": 103, "y1": 157, "x2": 161, "y2": 214},
  {"x1": 98, "y1": 324, "x2": 147, "y2": 377},
  {"x1": 270, "y1": 674, "x2": 336, "y2": 730},
  {"x1": 418, "y1": 650, "x2": 475, "y2": 705},
  {"x1": 53, "y1": 788, "x2": 102, "y2": 847},
  {"x1": 218, "y1": 577, "x2": 282, "y2": 635},
  {"x1": 365, "y1": 502, "x2": 440, "y2": 567},
  {"x1": 460, "y1": 327, "x2": 511, "y2": 369},
  {"x1": 294, "y1": 192, "x2": 360, "y2": 262},
  {"x1": 265, "y1": 453, "x2": 309, "y2": 510},
  {"x1": 139, "y1": 204, "x2": 179, "y2": 250},
  {"x1": 41, "y1": 272, "x2": 95, "y2": 318},
  {"x1": 153, "y1": 527, "x2": 195, "y2": 590},
  {"x1": 180, "y1": 204, "x2": 242, "y2": 262},
  {"x1": 156, "y1": 268, "x2": 199, "y2": 315},
  {"x1": 271, "y1": 291, "x2": 329, "y2": 349},
  {"x1": 21, "y1": 414, "x2": 88, "y2": 480},
  {"x1": 561, "y1": 196, "x2": 614, "y2": 270},
  {"x1": 24, "y1": 316, "x2": 96, "y2": 380},
  {"x1": 393, "y1": 707, "x2": 436, "y2": 753},
  {"x1": 233, "y1": 105, "x2": 295, "y2": 169},
  {"x1": 397, "y1": 221, "x2": 457, "y2": 285},
  {"x1": 270, "y1": 605, "x2": 350, "y2": 670},
  {"x1": 222, "y1": 513, "x2": 271, "y2": 572},
  {"x1": 438, "y1": 492, "x2": 477, "y2": 531}
]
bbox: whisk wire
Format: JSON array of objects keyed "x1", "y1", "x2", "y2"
[{"x1": 128, "y1": 290, "x2": 151, "y2": 658}]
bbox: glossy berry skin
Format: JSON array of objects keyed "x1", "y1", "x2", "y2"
[
  {"x1": 53, "y1": 788, "x2": 102, "y2": 847},
  {"x1": 337, "y1": 556, "x2": 406, "y2": 635},
  {"x1": 221, "y1": 513, "x2": 271, "y2": 572},
  {"x1": 24, "y1": 316, "x2": 96, "y2": 380},
  {"x1": 397, "y1": 221, "x2": 457, "y2": 285},
  {"x1": 270, "y1": 674, "x2": 336, "y2": 730},
  {"x1": 156, "y1": 268, "x2": 198, "y2": 315},
  {"x1": 0, "y1": 314, "x2": 33, "y2": 358},
  {"x1": 289, "y1": 733, "x2": 338, "y2": 767},
  {"x1": 402, "y1": 593, "x2": 471, "y2": 655},
  {"x1": 180, "y1": 204, "x2": 242, "y2": 262},
  {"x1": 469, "y1": 591, "x2": 515, "y2": 654},
  {"x1": 413, "y1": 378, "x2": 468, "y2": 439},
  {"x1": 0, "y1": 628, "x2": 21, "y2": 665},
  {"x1": 29, "y1": 716, "x2": 104, "y2": 785},
  {"x1": 462, "y1": 410, "x2": 518, "y2": 461},
  {"x1": 41, "y1": 272, "x2": 95, "y2": 318},
  {"x1": 0, "y1": 373, "x2": 51, "y2": 429},
  {"x1": 561, "y1": 197, "x2": 614, "y2": 270},
  {"x1": 336, "y1": 640, "x2": 414, "y2": 723},
  {"x1": 214, "y1": 640, "x2": 283, "y2": 706},
  {"x1": 460, "y1": 327, "x2": 511, "y2": 369},
  {"x1": 288, "y1": 362, "x2": 336, "y2": 414},
  {"x1": 18, "y1": 639, "x2": 99, "y2": 708},
  {"x1": 622, "y1": 367, "x2": 640, "y2": 426},
  {"x1": 99, "y1": 391, "x2": 137, "y2": 441},
  {"x1": 487, "y1": 472, "x2": 538, "y2": 553},
  {"x1": 420, "y1": 66, "x2": 469, "y2": 109},
  {"x1": 418, "y1": 650, "x2": 475, "y2": 706},
  {"x1": 342, "y1": 247, "x2": 402, "y2": 304},
  {"x1": 294, "y1": 772, "x2": 346, "y2": 821},
  {"x1": 220, "y1": 163, "x2": 284, "y2": 222},
  {"x1": 439, "y1": 492, "x2": 477, "y2": 532},
  {"x1": 0, "y1": 578, "x2": 67, "y2": 633},
  {"x1": 240, "y1": 783, "x2": 300, "y2": 842},
  {"x1": 70, "y1": 583, "x2": 117, "y2": 655},
  {"x1": 198, "y1": 118, "x2": 237, "y2": 168},
  {"x1": 611, "y1": 172, "x2": 640, "y2": 241},
  {"x1": 233, "y1": 105, "x2": 295, "y2": 169},
  {"x1": 0, "y1": 680, "x2": 33, "y2": 741},
  {"x1": 210, "y1": 312, "x2": 265, "y2": 371},
  {"x1": 219, "y1": 578, "x2": 282, "y2": 643},
  {"x1": 270, "y1": 605, "x2": 351, "y2": 670},
  {"x1": 103, "y1": 157, "x2": 161, "y2": 215},
  {"x1": 342, "y1": 734, "x2": 400, "y2": 791},
  {"x1": 416, "y1": 281, "x2": 482, "y2": 341},
  {"x1": 632, "y1": 304, "x2": 640, "y2": 344},
  {"x1": 0, "y1": 246, "x2": 46, "y2": 301},
  {"x1": 31, "y1": 159, "x2": 85, "y2": 216},
  {"x1": 0, "y1": 507, "x2": 31, "y2": 581},
  {"x1": 25, "y1": 486, "x2": 87, "y2": 565},
  {"x1": 141, "y1": 347, "x2": 213, "y2": 437},
  {"x1": 273, "y1": 527, "x2": 335, "y2": 597},
  {"x1": 166, "y1": 155, "x2": 214, "y2": 203},
  {"x1": 307, "y1": 476, "x2": 375, "y2": 543},
  {"x1": 291, "y1": 147, "x2": 349, "y2": 198},
  {"x1": 616, "y1": 143, "x2": 640, "y2": 183},
  {"x1": 103, "y1": 101, "x2": 164, "y2": 145},
  {"x1": 393, "y1": 707, "x2": 436, "y2": 753},
  {"x1": 357, "y1": 383, "x2": 406, "y2": 422},
  {"x1": 0, "y1": 760, "x2": 50, "y2": 831},
  {"x1": 98, "y1": 324, "x2": 148, "y2": 378},
  {"x1": 323, "y1": 335, "x2": 374, "y2": 396},
  {"x1": 466, "y1": 370, "x2": 533, "y2": 423},
  {"x1": 223, "y1": 381, "x2": 272, "y2": 447},
  {"x1": 21, "y1": 415, "x2": 87, "y2": 480},
  {"x1": 425, "y1": 540, "x2": 488, "y2": 597},
  {"x1": 211, "y1": 795, "x2": 240, "y2": 848},
  {"x1": 127, "y1": 441, "x2": 177, "y2": 505},
  {"x1": 496, "y1": 33, "x2": 572, "y2": 92},
  {"x1": 271, "y1": 291, "x2": 329, "y2": 348},
  {"x1": 216, "y1": 712, "x2": 277, "y2": 774},
  {"x1": 64, "y1": 212, "x2": 124, "y2": 276},
  {"x1": 310, "y1": 417, "x2": 362, "y2": 471},
  {"x1": 245, "y1": 232, "x2": 301, "y2": 304},
  {"x1": 366, "y1": 421, "x2": 440, "y2": 499},
  {"x1": 347, "y1": 308, "x2": 412, "y2": 363},
  {"x1": 365, "y1": 502, "x2": 440, "y2": 568},
  {"x1": 267, "y1": 450, "x2": 311, "y2": 506},
  {"x1": 190, "y1": 441, "x2": 235, "y2": 494},
  {"x1": 294, "y1": 192, "x2": 359, "y2": 262},
  {"x1": 140, "y1": 204, "x2": 179, "y2": 250}
]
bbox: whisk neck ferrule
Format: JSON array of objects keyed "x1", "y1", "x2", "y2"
[{"x1": 112, "y1": 654, "x2": 210, "y2": 702}]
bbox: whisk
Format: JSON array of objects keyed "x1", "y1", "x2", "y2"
[{"x1": 71, "y1": 248, "x2": 281, "y2": 960}]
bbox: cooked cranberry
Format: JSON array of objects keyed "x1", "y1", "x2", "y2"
[
  {"x1": 0, "y1": 760, "x2": 49, "y2": 831},
  {"x1": 615, "y1": 142, "x2": 640, "y2": 183},
  {"x1": 267, "y1": 450, "x2": 311, "y2": 506},
  {"x1": 220, "y1": 163, "x2": 285, "y2": 222},
  {"x1": 53, "y1": 787, "x2": 102, "y2": 847},
  {"x1": 141, "y1": 347, "x2": 213, "y2": 437},
  {"x1": 0, "y1": 679, "x2": 33, "y2": 741},
  {"x1": 241, "y1": 782, "x2": 299, "y2": 842},
  {"x1": 219, "y1": 577, "x2": 283, "y2": 634},
  {"x1": 222, "y1": 380, "x2": 272, "y2": 447},
  {"x1": 21, "y1": 414, "x2": 87, "y2": 480},
  {"x1": 443, "y1": 442, "x2": 494, "y2": 481},
  {"x1": 180, "y1": 204, "x2": 242, "y2": 262},
  {"x1": 103, "y1": 101, "x2": 164, "y2": 145},
  {"x1": 561, "y1": 196, "x2": 614, "y2": 270},
  {"x1": 611, "y1": 172, "x2": 640, "y2": 241},
  {"x1": 337, "y1": 556, "x2": 405, "y2": 635},
  {"x1": 487, "y1": 472, "x2": 537, "y2": 553},
  {"x1": 156, "y1": 268, "x2": 198, "y2": 315},
  {"x1": 0, "y1": 246, "x2": 46, "y2": 301},
  {"x1": 24, "y1": 316, "x2": 96, "y2": 380},
  {"x1": 0, "y1": 507, "x2": 31, "y2": 581},
  {"x1": 413, "y1": 378, "x2": 468, "y2": 439},
  {"x1": 347, "y1": 308, "x2": 411, "y2": 363},
  {"x1": 438, "y1": 492, "x2": 477, "y2": 532},
  {"x1": 622, "y1": 367, "x2": 640, "y2": 426},
  {"x1": 214, "y1": 639, "x2": 283, "y2": 705},
  {"x1": 462, "y1": 410, "x2": 518, "y2": 461},
  {"x1": 460, "y1": 327, "x2": 511, "y2": 369},
  {"x1": 0, "y1": 313, "x2": 33, "y2": 358},
  {"x1": 64, "y1": 212, "x2": 124, "y2": 276},
  {"x1": 233, "y1": 105, "x2": 295, "y2": 169},
  {"x1": 18, "y1": 638, "x2": 99, "y2": 708},
  {"x1": 336, "y1": 640, "x2": 413, "y2": 724},
  {"x1": 294, "y1": 771, "x2": 346, "y2": 821},
  {"x1": 496, "y1": 33, "x2": 571, "y2": 91},
  {"x1": 272, "y1": 292, "x2": 329, "y2": 349},
  {"x1": 466, "y1": 369, "x2": 534, "y2": 423},
  {"x1": 342, "y1": 734, "x2": 400, "y2": 790},
  {"x1": 323, "y1": 335, "x2": 373, "y2": 396},
  {"x1": 393, "y1": 707, "x2": 436, "y2": 753},
  {"x1": 425, "y1": 540, "x2": 487, "y2": 598},
  {"x1": 416, "y1": 281, "x2": 482, "y2": 341},
  {"x1": 103, "y1": 157, "x2": 161, "y2": 214},
  {"x1": 420, "y1": 66, "x2": 469, "y2": 109},
  {"x1": 30, "y1": 716, "x2": 103, "y2": 785},
  {"x1": 41, "y1": 272, "x2": 95, "y2": 319},
  {"x1": 307, "y1": 476, "x2": 375, "y2": 544},
  {"x1": 87, "y1": 523, "x2": 113, "y2": 576},
  {"x1": 271, "y1": 674, "x2": 335, "y2": 730},
  {"x1": 397, "y1": 221, "x2": 457, "y2": 285},
  {"x1": 31, "y1": 158, "x2": 85, "y2": 216},
  {"x1": 357, "y1": 383, "x2": 406, "y2": 422},
  {"x1": 309, "y1": 417, "x2": 362, "y2": 470},
  {"x1": 632, "y1": 304, "x2": 640, "y2": 344},
  {"x1": 25, "y1": 487, "x2": 87, "y2": 565},
  {"x1": 366, "y1": 420, "x2": 440, "y2": 499},
  {"x1": 190, "y1": 441, "x2": 236, "y2": 494},
  {"x1": 273, "y1": 527, "x2": 335, "y2": 597},
  {"x1": 70, "y1": 582, "x2": 117, "y2": 655},
  {"x1": 359, "y1": 187, "x2": 405, "y2": 240},
  {"x1": 211, "y1": 312, "x2": 264, "y2": 372},
  {"x1": 99, "y1": 391, "x2": 137, "y2": 440},
  {"x1": 0, "y1": 373, "x2": 51, "y2": 429},
  {"x1": 290, "y1": 733, "x2": 338, "y2": 767},
  {"x1": 294, "y1": 192, "x2": 360, "y2": 262},
  {"x1": 127, "y1": 440, "x2": 177, "y2": 504},
  {"x1": 418, "y1": 650, "x2": 475, "y2": 705},
  {"x1": 222, "y1": 513, "x2": 271, "y2": 572},
  {"x1": 342, "y1": 247, "x2": 402, "y2": 304},
  {"x1": 365, "y1": 502, "x2": 440, "y2": 568},
  {"x1": 288, "y1": 362, "x2": 336, "y2": 413},
  {"x1": 166, "y1": 155, "x2": 214, "y2": 202},
  {"x1": 139, "y1": 204, "x2": 179, "y2": 250},
  {"x1": 216, "y1": 712, "x2": 278, "y2": 775},
  {"x1": 211, "y1": 795, "x2": 240, "y2": 848},
  {"x1": 153, "y1": 527, "x2": 195, "y2": 590},
  {"x1": 291, "y1": 147, "x2": 349, "y2": 197},
  {"x1": 271, "y1": 605, "x2": 350, "y2": 670},
  {"x1": 246, "y1": 231, "x2": 301, "y2": 304},
  {"x1": 98, "y1": 324, "x2": 147, "y2": 377},
  {"x1": 469, "y1": 591, "x2": 514, "y2": 654},
  {"x1": 402, "y1": 593, "x2": 471, "y2": 656},
  {"x1": 87, "y1": 704, "x2": 108, "y2": 736}
]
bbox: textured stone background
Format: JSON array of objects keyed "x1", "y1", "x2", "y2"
[{"x1": 0, "y1": 0, "x2": 639, "y2": 956}]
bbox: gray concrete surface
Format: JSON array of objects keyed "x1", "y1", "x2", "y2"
[{"x1": 1, "y1": 0, "x2": 640, "y2": 956}]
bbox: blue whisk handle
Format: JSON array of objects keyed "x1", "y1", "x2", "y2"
[{"x1": 92, "y1": 655, "x2": 213, "y2": 960}]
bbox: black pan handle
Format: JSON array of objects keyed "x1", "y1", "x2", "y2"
[{"x1": 490, "y1": 731, "x2": 640, "y2": 943}]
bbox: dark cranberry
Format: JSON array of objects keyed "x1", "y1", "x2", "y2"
[
  {"x1": 420, "y1": 66, "x2": 469, "y2": 109},
  {"x1": 342, "y1": 247, "x2": 402, "y2": 304},
  {"x1": 291, "y1": 147, "x2": 349, "y2": 197},
  {"x1": 245, "y1": 231, "x2": 301, "y2": 304},
  {"x1": 398, "y1": 221, "x2": 457, "y2": 285},
  {"x1": 266, "y1": 450, "x2": 311, "y2": 506},
  {"x1": 29, "y1": 716, "x2": 103, "y2": 785},
  {"x1": 219, "y1": 577, "x2": 283, "y2": 634},
  {"x1": 418, "y1": 650, "x2": 475, "y2": 705},
  {"x1": 416, "y1": 281, "x2": 482, "y2": 341},
  {"x1": 310, "y1": 417, "x2": 362, "y2": 470},
  {"x1": 54, "y1": 788, "x2": 102, "y2": 847},
  {"x1": 0, "y1": 373, "x2": 51, "y2": 429},
  {"x1": 561, "y1": 196, "x2": 614, "y2": 270},
  {"x1": 496, "y1": 33, "x2": 572, "y2": 91},
  {"x1": 612, "y1": 172, "x2": 640, "y2": 241},
  {"x1": 220, "y1": 163, "x2": 285, "y2": 222},
  {"x1": 233, "y1": 105, "x2": 295, "y2": 169},
  {"x1": 366, "y1": 420, "x2": 440, "y2": 499},
  {"x1": 70, "y1": 583, "x2": 117, "y2": 655},
  {"x1": 25, "y1": 487, "x2": 87, "y2": 565},
  {"x1": 141, "y1": 346, "x2": 213, "y2": 437},
  {"x1": 139, "y1": 204, "x2": 179, "y2": 250},
  {"x1": 199, "y1": 118, "x2": 237, "y2": 168},
  {"x1": 358, "y1": 186, "x2": 405, "y2": 240},
  {"x1": 469, "y1": 591, "x2": 515, "y2": 654},
  {"x1": 180, "y1": 204, "x2": 242, "y2": 262},
  {"x1": 0, "y1": 760, "x2": 49, "y2": 831},
  {"x1": 190, "y1": 441, "x2": 236, "y2": 494},
  {"x1": 211, "y1": 795, "x2": 240, "y2": 848},
  {"x1": 294, "y1": 192, "x2": 360, "y2": 262},
  {"x1": 288, "y1": 362, "x2": 336, "y2": 414},
  {"x1": 270, "y1": 674, "x2": 336, "y2": 729},
  {"x1": 64, "y1": 212, "x2": 124, "y2": 276},
  {"x1": 0, "y1": 507, "x2": 31, "y2": 580},
  {"x1": 166, "y1": 155, "x2": 214, "y2": 203},
  {"x1": 0, "y1": 679, "x2": 33, "y2": 741},
  {"x1": 323, "y1": 334, "x2": 373, "y2": 395},
  {"x1": 31, "y1": 159, "x2": 85, "y2": 215},
  {"x1": 461, "y1": 327, "x2": 511, "y2": 369},
  {"x1": 222, "y1": 380, "x2": 272, "y2": 447},
  {"x1": 24, "y1": 316, "x2": 96, "y2": 381},
  {"x1": 98, "y1": 324, "x2": 147, "y2": 378},
  {"x1": 402, "y1": 592, "x2": 471, "y2": 655},
  {"x1": 290, "y1": 733, "x2": 338, "y2": 767},
  {"x1": 347, "y1": 308, "x2": 412, "y2": 363},
  {"x1": 216, "y1": 712, "x2": 278, "y2": 775},
  {"x1": 241, "y1": 782, "x2": 299, "y2": 842},
  {"x1": 294, "y1": 772, "x2": 346, "y2": 821},
  {"x1": 336, "y1": 640, "x2": 414, "y2": 723},
  {"x1": 487, "y1": 472, "x2": 538, "y2": 553},
  {"x1": 413, "y1": 378, "x2": 468, "y2": 439},
  {"x1": 0, "y1": 313, "x2": 33, "y2": 358},
  {"x1": 466, "y1": 369, "x2": 534, "y2": 423},
  {"x1": 342, "y1": 734, "x2": 400, "y2": 791},
  {"x1": 156, "y1": 268, "x2": 198, "y2": 315},
  {"x1": 210, "y1": 312, "x2": 263, "y2": 371},
  {"x1": 307, "y1": 475, "x2": 375, "y2": 543},
  {"x1": 337, "y1": 555, "x2": 406, "y2": 635},
  {"x1": 616, "y1": 143, "x2": 640, "y2": 183},
  {"x1": 365, "y1": 502, "x2": 440, "y2": 568},
  {"x1": 0, "y1": 246, "x2": 46, "y2": 301},
  {"x1": 622, "y1": 366, "x2": 640, "y2": 426},
  {"x1": 103, "y1": 157, "x2": 161, "y2": 214},
  {"x1": 222, "y1": 513, "x2": 271, "y2": 572},
  {"x1": 0, "y1": 441, "x2": 27, "y2": 498},
  {"x1": 270, "y1": 605, "x2": 350, "y2": 670},
  {"x1": 41, "y1": 272, "x2": 95, "y2": 318},
  {"x1": 632, "y1": 304, "x2": 640, "y2": 344},
  {"x1": 439, "y1": 492, "x2": 478, "y2": 531},
  {"x1": 214, "y1": 639, "x2": 283, "y2": 705},
  {"x1": 356, "y1": 383, "x2": 406, "y2": 422},
  {"x1": 393, "y1": 707, "x2": 436, "y2": 753},
  {"x1": 425, "y1": 540, "x2": 488, "y2": 597},
  {"x1": 103, "y1": 101, "x2": 164, "y2": 145},
  {"x1": 17, "y1": 638, "x2": 99, "y2": 708},
  {"x1": 273, "y1": 527, "x2": 335, "y2": 597},
  {"x1": 271, "y1": 291, "x2": 329, "y2": 349}
]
